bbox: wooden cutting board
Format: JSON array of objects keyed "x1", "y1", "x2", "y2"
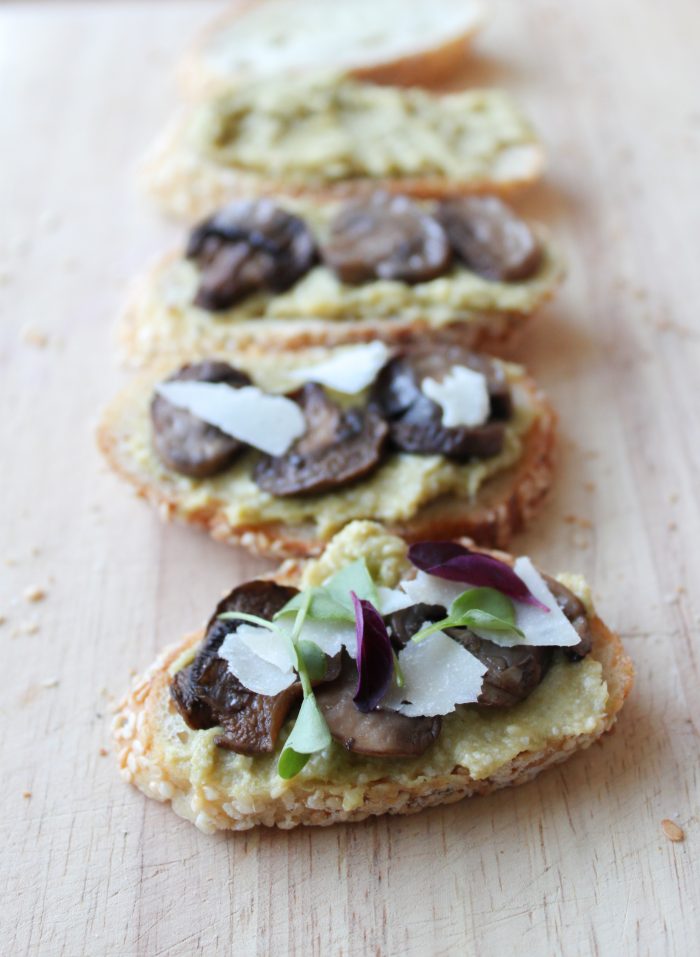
[{"x1": 1, "y1": 1, "x2": 698, "y2": 953}]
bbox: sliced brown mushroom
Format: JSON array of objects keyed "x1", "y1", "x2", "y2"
[
  {"x1": 387, "y1": 603, "x2": 446, "y2": 647},
  {"x1": 322, "y1": 193, "x2": 452, "y2": 285},
  {"x1": 369, "y1": 345, "x2": 512, "y2": 461},
  {"x1": 151, "y1": 360, "x2": 252, "y2": 478},
  {"x1": 436, "y1": 196, "x2": 542, "y2": 282},
  {"x1": 542, "y1": 575, "x2": 593, "y2": 661},
  {"x1": 186, "y1": 199, "x2": 318, "y2": 310},
  {"x1": 315, "y1": 658, "x2": 441, "y2": 758},
  {"x1": 446, "y1": 627, "x2": 552, "y2": 708},
  {"x1": 253, "y1": 382, "x2": 388, "y2": 497},
  {"x1": 171, "y1": 580, "x2": 342, "y2": 755}
]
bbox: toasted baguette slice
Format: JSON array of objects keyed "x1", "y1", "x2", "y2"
[
  {"x1": 180, "y1": 0, "x2": 483, "y2": 95},
  {"x1": 118, "y1": 204, "x2": 563, "y2": 367},
  {"x1": 97, "y1": 351, "x2": 556, "y2": 558},
  {"x1": 143, "y1": 75, "x2": 544, "y2": 220},
  {"x1": 112, "y1": 523, "x2": 634, "y2": 832}
]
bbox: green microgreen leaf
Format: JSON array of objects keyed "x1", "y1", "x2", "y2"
[
  {"x1": 274, "y1": 559, "x2": 377, "y2": 623},
  {"x1": 298, "y1": 640, "x2": 327, "y2": 682},
  {"x1": 218, "y1": 611, "x2": 281, "y2": 632},
  {"x1": 324, "y1": 558, "x2": 378, "y2": 609},
  {"x1": 274, "y1": 588, "x2": 353, "y2": 622},
  {"x1": 392, "y1": 649, "x2": 405, "y2": 689},
  {"x1": 277, "y1": 747, "x2": 310, "y2": 780},
  {"x1": 449, "y1": 587, "x2": 516, "y2": 625},
  {"x1": 411, "y1": 587, "x2": 524, "y2": 644},
  {"x1": 284, "y1": 695, "x2": 331, "y2": 754}
]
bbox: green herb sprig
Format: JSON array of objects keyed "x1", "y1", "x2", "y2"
[{"x1": 410, "y1": 587, "x2": 524, "y2": 644}]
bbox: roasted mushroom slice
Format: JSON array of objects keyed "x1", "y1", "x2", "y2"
[
  {"x1": 370, "y1": 346, "x2": 512, "y2": 461},
  {"x1": 543, "y1": 575, "x2": 593, "y2": 661},
  {"x1": 436, "y1": 196, "x2": 542, "y2": 282},
  {"x1": 387, "y1": 603, "x2": 446, "y2": 647},
  {"x1": 186, "y1": 199, "x2": 318, "y2": 310},
  {"x1": 171, "y1": 581, "x2": 301, "y2": 754},
  {"x1": 253, "y1": 382, "x2": 388, "y2": 497},
  {"x1": 447, "y1": 628, "x2": 552, "y2": 708},
  {"x1": 316, "y1": 658, "x2": 441, "y2": 758},
  {"x1": 151, "y1": 360, "x2": 252, "y2": 478},
  {"x1": 322, "y1": 193, "x2": 451, "y2": 285}
]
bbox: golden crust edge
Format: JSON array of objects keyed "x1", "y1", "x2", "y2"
[
  {"x1": 112, "y1": 608, "x2": 634, "y2": 833},
  {"x1": 96, "y1": 368, "x2": 557, "y2": 559}
]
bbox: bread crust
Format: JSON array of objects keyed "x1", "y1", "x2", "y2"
[
  {"x1": 112, "y1": 584, "x2": 633, "y2": 832},
  {"x1": 96, "y1": 365, "x2": 556, "y2": 558},
  {"x1": 117, "y1": 246, "x2": 561, "y2": 368},
  {"x1": 179, "y1": 1, "x2": 482, "y2": 97},
  {"x1": 141, "y1": 114, "x2": 545, "y2": 223}
]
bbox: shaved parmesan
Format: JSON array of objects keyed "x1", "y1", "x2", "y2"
[
  {"x1": 298, "y1": 618, "x2": 358, "y2": 660},
  {"x1": 155, "y1": 381, "x2": 306, "y2": 456},
  {"x1": 510, "y1": 557, "x2": 581, "y2": 647},
  {"x1": 376, "y1": 585, "x2": 414, "y2": 615},
  {"x1": 422, "y1": 365, "x2": 490, "y2": 428},
  {"x1": 289, "y1": 341, "x2": 391, "y2": 394},
  {"x1": 381, "y1": 631, "x2": 487, "y2": 717},
  {"x1": 398, "y1": 571, "x2": 465, "y2": 609},
  {"x1": 218, "y1": 625, "x2": 296, "y2": 696}
]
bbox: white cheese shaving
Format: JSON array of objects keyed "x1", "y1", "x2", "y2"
[
  {"x1": 289, "y1": 341, "x2": 391, "y2": 394},
  {"x1": 396, "y1": 571, "x2": 466, "y2": 610},
  {"x1": 218, "y1": 625, "x2": 296, "y2": 696},
  {"x1": 376, "y1": 585, "x2": 414, "y2": 615},
  {"x1": 381, "y1": 630, "x2": 487, "y2": 717},
  {"x1": 422, "y1": 365, "x2": 490, "y2": 428},
  {"x1": 155, "y1": 381, "x2": 306, "y2": 456},
  {"x1": 509, "y1": 557, "x2": 581, "y2": 647},
  {"x1": 297, "y1": 618, "x2": 358, "y2": 659}
]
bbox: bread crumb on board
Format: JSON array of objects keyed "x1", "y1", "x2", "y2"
[
  {"x1": 661, "y1": 819, "x2": 685, "y2": 843},
  {"x1": 20, "y1": 325, "x2": 49, "y2": 348},
  {"x1": 22, "y1": 791, "x2": 32, "y2": 800},
  {"x1": 23, "y1": 585, "x2": 47, "y2": 603}
]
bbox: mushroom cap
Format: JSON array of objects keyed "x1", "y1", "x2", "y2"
[
  {"x1": 436, "y1": 196, "x2": 542, "y2": 282},
  {"x1": 369, "y1": 346, "x2": 511, "y2": 461},
  {"x1": 150, "y1": 360, "x2": 252, "y2": 478},
  {"x1": 316, "y1": 657, "x2": 442, "y2": 758},
  {"x1": 322, "y1": 193, "x2": 451, "y2": 285},
  {"x1": 171, "y1": 580, "x2": 301, "y2": 754},
  {"x1": 187, "y1": 199, "x2": 317, "y2": 310},
  {"x1": 253, "y1": 382, "x2": 388, "y2": 496}
]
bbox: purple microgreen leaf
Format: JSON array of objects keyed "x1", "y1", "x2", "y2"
[
  {"x1": 351, "y1": 592, "x2": 394, "y2": 713},
  {"x1": 408, "y1": 542, "x2": 549, "y2": 611}
]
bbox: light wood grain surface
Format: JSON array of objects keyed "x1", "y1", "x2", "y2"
[{"x1": 1, "y1": 2, "x2": 699, "y2": 954}]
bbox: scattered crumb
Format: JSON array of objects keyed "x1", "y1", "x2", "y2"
[
  {"x1": 41, "y1": 677, "x2": 59, "y2": 688},
  {"x1": 676, "y1": 585, "x2": 686, "y2": 595},
  {"x1": 20, "y1": 325, "x2": 49, "y2": 349},
  {"x1": 30, "y1": 546, "x2": 42, "y2": 558},
  {"x1": 23, "y1": 585, "x2": 47, "y2": 603},
  {"x1": 669, "y1": 492, "x2": 680, "y2": 504},
  {"x1": 661, "y1": 819, "x2": 684, "y2": 843},
  {"x1": 99, "y1": 747, "x2": 109, "y2": 757},
  {"x1": 668, "y1": 521, "x2": 677, "y2": 532},
  {"x1": 12, "y1": 619, "x2": 40, "y2": 637},
  {"x1": 0, "y1": 614, "x2": 6, "y2": 627},
  {"x1": 564, "y1": 514, "x2": 593, "y2": 529},
  {"x1": 583, "y1": 481, "x2": 596, "y2": 492},
  {"x1": 5, "y1": 557, "x2": 18, "y2": 567},
  {"x1": 22, "y1": 791, "x2": 32, "y2": 800}
]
